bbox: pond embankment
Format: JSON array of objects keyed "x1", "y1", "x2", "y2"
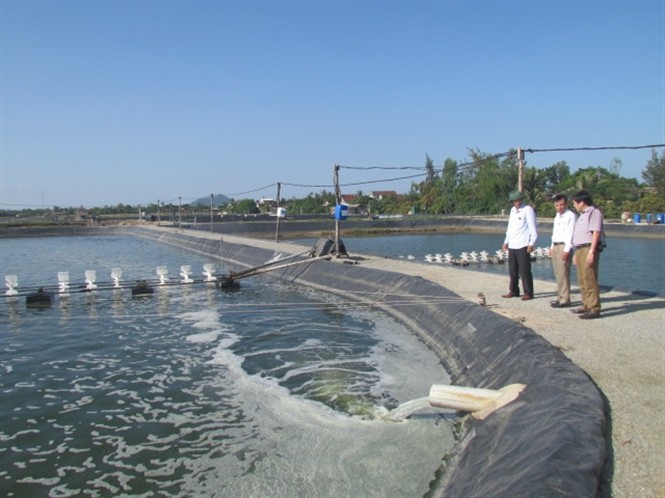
[
  {"x1": 2, "y1": 215, "x2": 664, "y2": 240},
  {"x1": 199, "y1": 215, "x2": 665, "y2": 240}
]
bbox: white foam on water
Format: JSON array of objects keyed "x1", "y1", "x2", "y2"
[
  {"x1": 173, "y1": 301, "x2": 456, "y2": 498},
  {"x1": 179, "y1": 309, "x2": 225, "y2": 331},
  {"x1": 361, "y1": 311, "x2": 451, "y2": 404},
  {"x1": 242, "y1": 337, "x2": 325, "y2": 359},
  {"x1": 0, "y1": 249, "x2": 457, "y2": 498},
  {"x1": 185, "y1": 331, "x2": 220, "y2": 343}
]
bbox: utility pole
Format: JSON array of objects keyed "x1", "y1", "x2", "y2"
[
  {"x1": 334, "y1": 164, "x2": 341, "y2": 256},
  {"x1": 178, "y1": 196, "x2": 182, "y2": 231},
  {"x1": 210, "y1": 193, "x2": 214, "y2": 233},
  {"x1": 517, "y1": 147, "x2": 524, "y2": 193},
  {"x1": 157, "y1": 200, "x2": 161, "y2": 226},
  {"x1": 275, "y1": 182, "x2": 282, "y2": 242}
]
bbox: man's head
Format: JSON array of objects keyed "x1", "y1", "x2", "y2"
[
  {"x1": 553, "y1": 194, "x2": 568, "y2": 215},
  {"x1": 508, "y1": 190, "x2": 525, "y2": 207},
  {"x1": 572, "y1": 190, "x2": 593, "y2": 213}
]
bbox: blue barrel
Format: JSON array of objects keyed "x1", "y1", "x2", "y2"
[
  {"x1": 657, "y1": 213, "x2": 665, "y2": 224},
  {"x1": 633, "y1": 213, "x2": 641, "y2": 224},
  {"x1": 646, "y1": 214, "x2": 653, "y2": 224},
  {"x1": 334, "y1": 204, "x2": 348, "y2": 221}
]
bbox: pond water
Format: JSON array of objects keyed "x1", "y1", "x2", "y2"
[
  {"x1": 295, "y1": 232, "x2": 664, "y2": 295},
  {"x1": 0, "y1": 235, "x2": 454, "y2": 497}
]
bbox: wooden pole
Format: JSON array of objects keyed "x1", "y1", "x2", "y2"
[
  {"x1": 275, "y1": 182, "x2": 282, "y2": 242},
  {"x1": 210, "y1": 193, "x2": 214, "y2": 233},
  {"x1": 334, "y1": 164, "x2": 341, "y2": 256},
  {"x1": 178, "y1": 196, "x2": 182, "y2": 231},
  {"x1": 517, "y1": 147, "x2": 524, "y2": 192}
]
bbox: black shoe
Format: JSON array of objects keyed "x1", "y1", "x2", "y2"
[
  {"x1": 570, "y1": 307, "x2": 587, "y2": 314},
  {"x1": 579, "y1": 311, "x2": 601, "y2": 319},
  {"x1": 551, "y1": 301, "x2": 571, "y2": 308}
]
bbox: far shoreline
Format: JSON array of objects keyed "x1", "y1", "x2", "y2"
[{"x1": 1, "y1": 215, "x2": 664, "y2": 240}]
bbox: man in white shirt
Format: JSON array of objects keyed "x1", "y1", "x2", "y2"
[
  {"x1": 502, "y1": 191, "x2": 538, "y2": 300},
  {"x1": 548, "y1": 194, "x2": 576, "y2": 308}
]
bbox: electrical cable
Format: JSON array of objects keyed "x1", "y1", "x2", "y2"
[
  {"x1": 281, "y1": 182, "x2": 334, "y2": 189},
  {"x1": 223, "y1": 183, "x2": 277, "y2": 197},
  {"x1": 526, "y1": 144, "x2": 664, "y2": 154},
  {"x1": 5, "y1": 144, "x2": 661, "y2": 210},
  {"x1": 220, "y1": 143, "x2": 661, "y2": 196}
]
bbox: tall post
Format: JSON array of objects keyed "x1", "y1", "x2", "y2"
[
  {"x1": 210, "y1": 193, "x2": 214, "y2": 233},
  {"x1": 517, "y1": 147, "x2": 524, "y2": 193},
  {"x1": 157, "y1": 200, "x2": 161, "y2": 226},
  {"x1": 334, "y1": 164, "x2": 341, "y2": 256},
  {"x1": 178, "y1": 196, "x2": 182, "y2": 231},
  {"x1": 275, "y1": 182, "x2": 282, "y2": 242}
]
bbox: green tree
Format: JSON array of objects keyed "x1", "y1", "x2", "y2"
[
  {"x1": 642, "y1": 149, "x2": 665, "y2": 197},
  {"x1": 459, "y1": 149, "x2": 518, "y2": 214},
  {"x1": 559, "y1": 167, "x2": 641, "y2": 218},
  {"x1": 540, "y1": 161, "x2": 571, "y2": 194},
  {"x1": 227, "y1": 199, "x2": 259, "y2": 215},
  {"x1": 284, "y1": 190, "x2": 334, "y2": 215},
  {"x1": 441, "y1": 158, "x2": 458, "y2": 214},
  {"x1": 411, "y1": 154, "x2": 443, "y2": 213},
  {"x1": 425, "y1": 154, "x2": 436, "y2": 184}
]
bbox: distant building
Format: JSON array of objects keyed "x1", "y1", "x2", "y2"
[
  {"x1": 75, "y1": 207, "x2": 89, "y2": 223},
  {"x1": 369, "y1": 191, "x2": 398, "y2": 200},
  {"x1": 338, "y1": 194, "x2": 364, "y2": 216},
  {"x1": 257, "y1": 197, "x2": 278, "y2": 213}
]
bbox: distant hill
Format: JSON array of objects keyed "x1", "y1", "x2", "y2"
[{"x1": 191, "y1": 194, "x2": 231, "y2": 207}]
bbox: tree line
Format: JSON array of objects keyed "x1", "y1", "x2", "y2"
[
  {"x1": 2, "y1": 149, "x2": 663, "y2": 221},
  {"x1": 404, "y1": 148, "x2": 664, "y2": 219},
  {"x1": 279, "y1": 148, "x2": 664, "y2": 219}
]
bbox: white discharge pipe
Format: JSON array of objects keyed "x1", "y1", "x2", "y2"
[{"x1": 429, "y1": 383, "x2": 526, "y2": 420}]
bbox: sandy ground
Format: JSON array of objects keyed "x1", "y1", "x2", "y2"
[{"x1": 159, "y1": 228, "x2": 665, "y2": 497}]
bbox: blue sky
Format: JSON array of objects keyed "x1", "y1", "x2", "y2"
[{"x1": 1, "y1": 1, "x2": 663, "y2": 208}]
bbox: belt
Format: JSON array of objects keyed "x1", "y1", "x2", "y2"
[
  {"x1": 552, "y1": 242, "x2": 565, "y2": 246},
  {"x1": 575, "y1": 243, "x2": 591, "y2": 249}
]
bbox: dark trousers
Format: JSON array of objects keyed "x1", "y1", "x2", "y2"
[{"x1": 508, "y1": 247, "x2": 534, "y2": 296}]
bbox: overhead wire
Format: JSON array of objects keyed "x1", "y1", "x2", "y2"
[
  {"x1": 187, "y1": 150, "x2": 521, "y2": 199},
  {"x1": 281, "y1": 181, "x2": 333, "y2": 189},
  {"x1": 5, "y1": 144, "x2": 661, "y2": 210},
  {"x1": 525, "y1": 144, "x2": 664, "y2": 154},
  {"x1": 223, "y1": 183, "x2": 277, "y2": 197},
  {"x1": 244, "y1": 143, "x2": 662, "y2": 194},
  {"x1": 333, "y1": 150, "x2": 518, "y2": 188}
]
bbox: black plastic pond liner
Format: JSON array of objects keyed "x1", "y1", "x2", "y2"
[{"x1": 129, "y1": 228, "x2": 608, "y2": 498}]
